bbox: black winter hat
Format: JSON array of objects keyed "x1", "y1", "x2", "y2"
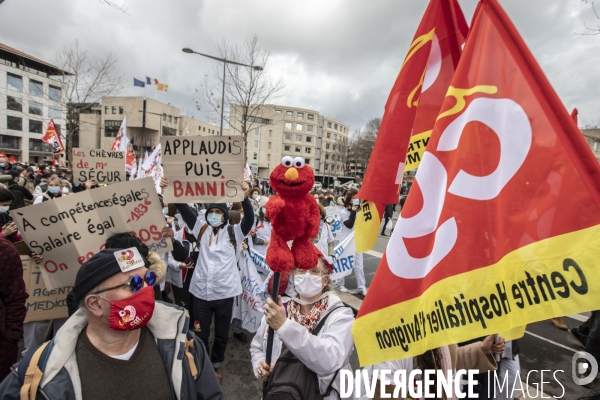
[
  {"x1": 206, "y1": 203, "x2": 229, "y2": 228},
  {"x1": 72, "y1": 248, "x2": 148, "y2": 303}
]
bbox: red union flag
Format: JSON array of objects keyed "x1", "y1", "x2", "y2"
[
  {"x1": 354, "y1": 0, "x2": 467, "y2": 253},
  {"x1": 41, "y1": 119, "x2": 65, "y2": 157},
  {"x1": 353, "y1": 0, "x2": 600, "y2": 366}
]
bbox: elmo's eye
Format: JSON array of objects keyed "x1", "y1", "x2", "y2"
[
  {"x1": 281, "y1": 156, "x2": 294, "y2": 168},
  {"x1": 293, "y1": 157, "x2": 305, "y2": 168}
]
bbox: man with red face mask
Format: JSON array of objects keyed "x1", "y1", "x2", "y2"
[{"x1": 0, "y1": 247, "x2": 223, "y2": 400}]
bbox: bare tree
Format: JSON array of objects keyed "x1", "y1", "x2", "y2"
[
  {"x1": 199, "y1": 35, "x2": 284, "y2": 164},
  {"x1": 333, "y1": 135, "x2": 350, "y2": 175},
  {"x1": 50, "y1": 40, "x2": 123, "y2": 163},
  {"x1": 99, "y1": 0, "x2": 129, "y2": 14},
  {"x1": 580, "y1": 1, "x2": 600, "y2": 35},
  {"x1": 347, "y1": 118, "x2": 380, "y2": 177}
]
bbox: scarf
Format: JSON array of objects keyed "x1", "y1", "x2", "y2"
[{"x1": 287, "y1": 296, "x2": 329, "y2": 334}]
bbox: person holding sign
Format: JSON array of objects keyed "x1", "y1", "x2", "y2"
[
  {"x1": 0, "y1": 247, "x2": 223, "y2": 400},
  {"x1": 161, "y1": 177, "x2": 254, "y2": 384}
]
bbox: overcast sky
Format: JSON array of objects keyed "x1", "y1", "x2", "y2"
[{"x1": 1, "y1": 0, "x2": 599, "y2": 132}]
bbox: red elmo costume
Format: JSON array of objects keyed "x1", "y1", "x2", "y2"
[{"x1": 265, "y1": 156, "x2": 320, "y2": 272}]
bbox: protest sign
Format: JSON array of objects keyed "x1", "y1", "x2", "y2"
[
  {"x1": 10, "y1": 178, "x2": 171, "y2": 290},
  {"x1": 160, "y1": 135, "x2": 244, "y2": 203},
  {"x1": 73, "y1": 148, "x2": 126, "y2": 184},
  {"x1": 331, "y1": 232, "x2": 356, "y2": 281},
  {"x1": 325, "y1": 205, "x2": 344, "y2": 241},
  {"x1": 232, "y1": 249, "x2": 270, "y2": 333},
  {"x1": 21, "y1": 255, "x2": 70, "y2": 323}
]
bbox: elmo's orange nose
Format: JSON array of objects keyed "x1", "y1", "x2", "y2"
[{"x1": 284, "y1": 167, "x2": 299, "y2": 181}]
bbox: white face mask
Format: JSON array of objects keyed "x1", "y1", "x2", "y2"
[
  {"x1": 0, "y1": 206, "x2": 9, "y2": 213},
  {"x1": 294, "y1": 273, "x2": 325, "y2": 299},
  {"x1": 207, "y1": 212, "x2": 223, "y2": 227}
]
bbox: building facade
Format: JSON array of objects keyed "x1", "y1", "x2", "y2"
[
  {"x1": 581, "y1": 127, "x2": 600, "y2": 162},
  {"x1": 0, "y1": 42, "x2": 68, "y2": 163},
  {"x1": 230, "y1": 104, "x2": 350, "y2": 181}
]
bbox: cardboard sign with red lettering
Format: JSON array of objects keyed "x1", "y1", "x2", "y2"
[
  {"x1": 10, "y1": 178, "x2": 171, "y2": 290},
  {"x1": 21, "y1": 255, "x2": 70, "y2": 323},
  {"x1": 160, "y1": 135, "x2": 244, "y2": 203},
  {"x1": 73, "y1": 148, "x2": 126, "y2": 184}
]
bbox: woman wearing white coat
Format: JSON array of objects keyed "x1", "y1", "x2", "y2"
[{"x1": 250, "y1": 255, "x2": 355, "y2": 399}]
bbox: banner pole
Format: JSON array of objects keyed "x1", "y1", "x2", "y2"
[{"x1": 262, "y1": 271, "x2": 280, "y2": 398}]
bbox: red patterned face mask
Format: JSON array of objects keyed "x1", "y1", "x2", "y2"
[{"x1": 104, "y1": 286, "x2": 155, "y2": 331}]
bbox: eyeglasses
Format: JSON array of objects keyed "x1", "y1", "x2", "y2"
[
  {"x1": 91, "y1": 271, "x2": 157, "y2": 294},
  {"x1": 293, "y1": 268, "x2": 326, "y2": 277}
]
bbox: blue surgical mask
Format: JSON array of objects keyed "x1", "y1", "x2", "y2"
[
  {"x1": 252, "y1": 194, "x2": 259, "y2": 201},
  {"x1": 207, "y1": 212, "x2": 223, "y2": 227},
  {"x1": 0, "y1": 206, "x2": 9, "y2": 213},
  {"x1": 48, "y1": 187, "x2": 61, "y2": 194},
  {"x1": 261, "y1": 207, "x2": 266, "y2": 215},
  {"x1": 163, "y1": 207, "x2": 168, "y2": 215}
]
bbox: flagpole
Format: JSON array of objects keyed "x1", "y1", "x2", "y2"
[{"x1": 262, "y1": 272, "x2": 280, "y2": 398}]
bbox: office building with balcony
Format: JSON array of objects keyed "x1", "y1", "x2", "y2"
[{"x1": 0, "y1": 42, "x2": 68, "y2": 164}]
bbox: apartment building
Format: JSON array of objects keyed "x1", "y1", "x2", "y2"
[
  {"x1": 230, "y1": 104, "x2": 349, "y2": 180},
  {"x1": 581, "y1": 126, "x2": 600, "y2": 162},
  {"x1": 0, "y1": 42, "x2": 68, "y2": 163}
]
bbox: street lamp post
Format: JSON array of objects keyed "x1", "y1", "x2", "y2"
[{"x1": 182, "y1": 47, "x2": 263, "y2": 136}]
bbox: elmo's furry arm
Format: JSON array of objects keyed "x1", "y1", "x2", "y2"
[
  {"x1": 265, "y1": 195, "x2": 285, "y2": 221},
  {"x1": 306, "y1": 194, "x2": 321, "y2": 239}
]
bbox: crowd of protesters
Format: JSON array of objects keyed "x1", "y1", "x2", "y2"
[{"x1": 0, "y1": 155, "x2": 591, "y2": 399}]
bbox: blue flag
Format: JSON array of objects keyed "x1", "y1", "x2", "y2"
[
  {"x1": 146, "y1": 77, "x2": 152, "y2": 85},
  {"x1": 133, "y1": 78, "x2": 145, "y2": 88}
]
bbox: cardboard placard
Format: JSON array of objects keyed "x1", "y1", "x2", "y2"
[
  {"x1": 21, "y1": 255, "x2": 70, "y2": 323},
  {"x1": 73, "y1": 148, "x2": 126, "y2": 184},
  {"x1": 160, "y1": 135, "x2": 244, "y2": 203},
  {"x1": 10, "y1": 178, "x2": 172, "y2": 290}
]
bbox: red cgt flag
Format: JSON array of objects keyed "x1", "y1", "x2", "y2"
[
  {"x1": 354, "y1": 0, "x2": 467, "y2": 253},
  {"x1": 9, "y1": 154, "x2": 16, "y2": 164},
  {"x1": 41, "y1": 119, "x2": 65, "y2": 157},
  {"x1": 353, "y1": 0, "x2": 600, "y2": 366}
]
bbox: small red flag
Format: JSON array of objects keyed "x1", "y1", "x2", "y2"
[
  {"x1": 9, "y1": 155, "x2": 16, "y2": 164},
  {"x1": 42, "y1": 119, "x2": 65, "y2": 157}
]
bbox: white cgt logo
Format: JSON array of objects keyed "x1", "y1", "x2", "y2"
[{"x1": 387, "y1": 97, "x2": 532, "y2": 279}]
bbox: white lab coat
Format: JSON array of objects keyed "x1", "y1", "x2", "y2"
[
  {"x1": 189, "y1": 218, "x2": 245, "y2": 301},
  {"x1": 166, "y1": 227, "x2": 191, "y2": 288},
  {"x1": 250, "y1": 291, "x2": 355, "y2": 400}
]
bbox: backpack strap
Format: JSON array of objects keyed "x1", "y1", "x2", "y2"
[
  {"x1": 197, "y1": 223, "x2": 209, "y2": 245},
  {"x1": 312, "y1": 306, "x2": 352, "y2": 398},
  {"x1": 19, "y1": 339, "x2": 54, "y2": 400}
]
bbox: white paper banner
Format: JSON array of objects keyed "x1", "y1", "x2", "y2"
[
  {"x1": 325, "y1": 205, "x2": 344, "y2": 241},
  {"x1": 233, "y1": 249, "x2": 271, "y2": 332},
  {"x1": 330, "y1": 232, "x2": 356, "y2": 281}
]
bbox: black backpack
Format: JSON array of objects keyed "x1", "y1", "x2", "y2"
[{"x1": 265, "y1": 306, "x2": 350, "y2": 400}]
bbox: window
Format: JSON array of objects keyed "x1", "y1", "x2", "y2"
[
  {"x1": 111, "y1": 106, "x2": 116, "y2": 114},
  {"x1": 285, "y1": 122, "x2": 293, "y2": 130},
  {"x1": 327, "y1": 132, "x2": 331, "y2": 139},
  {"x1": 174, "y1": 117, "x2": 178, "y2": 124},
  {"x1": 334, "y1": 134, "x2": 337, "y2": 140},
  {"x1": 269, "y1": 130, "x2": 272, "y2": 137},
  {"x1": 333, "y1": 145, "x2": 337, "y2": 151},
  {"x1": 307, "y1": 114, "x2": 314, "y2": 121},
  {"x1": 326, "y1": 143, "x2": 330, "y2": 149},
  {"x1": 105, "y1": 106, "x2": 109, "y2": 114},
  {"x1": 296, "y1": 123, "x2": 303, "y2": 131},
  {"x1": 297, "y1": 112, "x2": 304, "y2": 120},
  {"x1": 7, "y1": 73, "x2": 22, "y2": 92},
  {"x1": 327, "y1": 122, "x2": 332, "y2": 128},
  {"x1": 119, "y1": 106, "x2": 124, "y2": 115},
  {"x1": 49, "y1": 85, "x2": 61, "y2": 102},
  {"x1": 326, "y1": 154, "x2": 330, "y2": 160},
  {"x1": 168, "y1": 115, "x2": 172, "y2": 123},
  {"x1": 267, "y1": 154, "x2": 271, "y2": 161},
  {"x1": 1, "y1": 135, "x2": 19, "y2": 149},
  {"x1": 305, "y1": 158, "x2": 310, "y2": 165},
  {"x1": 296, "y1": 134, "x2": 302, "y2": 141},
  {"x1": 295, "y1": 146, "x2": 301, "y2": 152},
  {"x1": 284, "y1": 145, "x2": 291, "y2": 151},
  {"x1": 307, "y1": 125, "x2": 313, "y2": 132},
  {"x1": 47, "y1": 107, "x2": 60, "y2": 119},
  {"x1": 305, "y1": 147, "x2": 311, "y2": 154},
  {"x1": 285, "y1": 134, "x2": 292, "y2": 140},
  {"x1": 7, "y1": 96, "x2": 22, "y2": 112},
  {"x1": 306, "y1": 136, "x2": 312, "y2": 143},
  {"x1": 7, "y1": 116, "x2": 22, "y2": 131},
  {"x1": 29, "y1": 101, "x2": 43, "y2": 116},
  {"x1": 275, "y1": 109, "x2": 282, "y2": 114},
  {"x1": 253, "y1": 152, "x2": 258, "y2": 160},
  {"x1": 268, "y1": 142, "x2": 272, "y2": 150},
  {"x1": 334, "y1": 123, "x2": 338, "y2": 130},
  {"x1": 162, "y1": 126, "x2": 176, "y2": 136},
  {"x1": 29, "y1": 80, "x2": 43, "y2": 97},
  {"x1": 104, "y1": 120, "x2": 121, "y2": 137},
  {"x1": 255, "y1": 128, "x2": 259, "y2": 135},
  {"x1": 30, "y1": 139, "x2": 51, "y2": 152},
  {"x1": 286, "y1": 111, "x2": 293, "y2": 117},
  {"x1": 203, "y1": 127, "x2": 206, "y2": 132},
  {"x1": 162, "y1": 114, "x2": 166, "y2": 121},
  {"x1": 254, "y1": 140, "x2": 259, "y2": 147},
  {"x1": 29, "y1": 120, "x2": 43, "y2": 133}
]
